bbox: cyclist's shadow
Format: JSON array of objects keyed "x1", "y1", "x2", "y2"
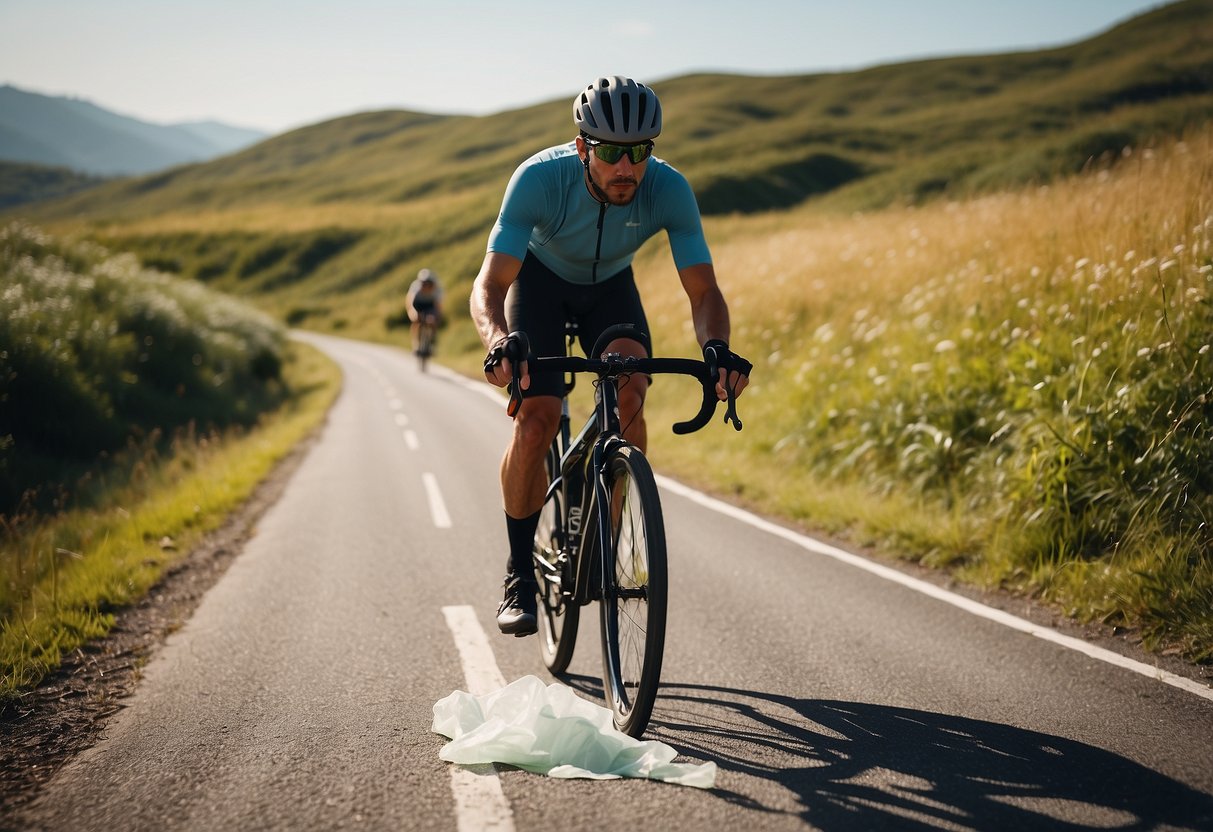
[{"x1": 562, "y1": 674, "x2": 1212, "y2": 830}]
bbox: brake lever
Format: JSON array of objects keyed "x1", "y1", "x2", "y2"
[
  {"x1": 723, "y1": 378, "x2": 743, "y2": 431},
  {"x1": 706, "y1": 348, "x2": 743, "y2": 432},
  {"x1": 504, "y1": 331, "x2": 530, "y2": 418}
]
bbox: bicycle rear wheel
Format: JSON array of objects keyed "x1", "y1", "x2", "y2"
[
  {"x1": 599, "y1": 444, "x2": 667, "y2": 738},
  {"x1": 534, "y1": 443, "x2": 579, "y2": 673},
  {"x1": 416, "y1": 322, "x2": 434, "y2": 371}
]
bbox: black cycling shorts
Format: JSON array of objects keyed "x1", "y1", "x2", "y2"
[{"x1": 506, "y1": 252, "x2": 651, "y2": 399}]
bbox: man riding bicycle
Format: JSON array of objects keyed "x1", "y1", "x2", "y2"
[
  {"x1": 406, "y1": 268, "x2": 444, "y2": 354},
  {"x1": 470, "y1": 76, "x2": 751, "y2": 636}
]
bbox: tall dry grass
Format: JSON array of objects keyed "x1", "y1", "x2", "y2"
[{"x1": 640, "y1": 127, "x2": 1213, "y2": 661}]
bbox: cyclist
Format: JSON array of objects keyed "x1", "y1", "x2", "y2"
[
  {"x1": 470, "y1": 76, "x2": 751, "y2": 636},
  {"x1": 406, "y1": 268, "x2": 444, "y2": 354}
]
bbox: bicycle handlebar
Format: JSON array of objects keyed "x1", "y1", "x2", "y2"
[{"x1": 502, "y1": 331, "x2": 743, "y2": 433}]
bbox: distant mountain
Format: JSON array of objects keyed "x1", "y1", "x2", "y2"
[
  {"x1": 174, "y1": 120, "x2": 268, "y2": 154},
  {"x1": 0, "y1": 85, "x2": 270, "y2": 176}
]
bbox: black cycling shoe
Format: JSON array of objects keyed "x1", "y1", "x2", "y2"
[{"x1": 496, "y1": 573, "x2": 538, "y2": 637}]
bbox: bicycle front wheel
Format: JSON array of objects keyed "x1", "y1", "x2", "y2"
[
  {"x1": 599, "y1": 444, "x2": 667, "y2": 738},
  {"x1": 534, "y1": 443, "x2": 579, "y2": 673}
]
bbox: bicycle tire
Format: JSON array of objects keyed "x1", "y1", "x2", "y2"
[
  {"x1": 416, "y1": 322, "x2": 434, "y2": 371},
  {"x1": 534, "y1": 443, "x2": 579, "y2": 672},
  {"x1": 598, "y1": 444, "x2": 667, "y2": 738}
]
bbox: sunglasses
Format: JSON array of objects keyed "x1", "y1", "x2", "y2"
[{"x1": 585, "y1": 139, "x2": 654, "y2": 165}]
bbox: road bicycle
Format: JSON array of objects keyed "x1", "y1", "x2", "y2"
[
  {"x1": 505, "y1": 323, "x2": 743, "y2": 737},
  {"x1": 415, "y1": 312, "x2": 439, "y2": 371}
]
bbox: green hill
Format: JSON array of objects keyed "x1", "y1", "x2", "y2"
[
  {"x1": 7, "y1": 0, "x2": 1212, "y2": 339},
  {"x1": 0, "y1": 161, "x2": 106, "y2": 209}
]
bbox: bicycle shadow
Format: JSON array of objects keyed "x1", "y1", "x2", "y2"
[{"x1": 560, "y1": 674, "x2": 1213, "y2": 830}]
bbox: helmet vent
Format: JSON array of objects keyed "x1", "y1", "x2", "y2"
[
  {"x1": 621, "y1": 92, "x2": 632, "y2": 132},
  {"x1": 578, "y1": 93, "x2": 596, "y2": 131},
  {"x1": 600, "y1": 89, "x2": 615, "y2": 132}
]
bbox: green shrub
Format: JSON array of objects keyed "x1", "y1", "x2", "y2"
[{"x1": 0, "y1": 223, "x2": 287, "y2": 513}]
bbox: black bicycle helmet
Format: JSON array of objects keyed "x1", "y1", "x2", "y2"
[{"x1": 573, "y1": 76, "x2": 662, "y2": 143}]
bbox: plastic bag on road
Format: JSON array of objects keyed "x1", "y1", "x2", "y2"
[{"x1": 432, "y1": 675, "x2": 716, "y2": 789}]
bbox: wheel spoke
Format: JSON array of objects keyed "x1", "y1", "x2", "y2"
[
  {"x1": 600, "y1": 446, "x2": 666, "y2": 738},
  {"x1": 534, "y1": 446, "x2": 579, "y2": 673}
]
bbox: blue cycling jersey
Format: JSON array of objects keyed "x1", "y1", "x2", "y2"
[{"x1": 487, "y1": 141, "x2": 712, "y2": 285}]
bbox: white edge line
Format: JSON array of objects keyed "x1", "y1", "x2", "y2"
[
  {"x1": 423, "y1": 472, "x2": 453, "y2": 529},
  {"x1": 656, "y1": 474, "x2": 1213, "y2": 703},
  {"x1": 442, "y1": 606, "x2": 513, "y2": 832}
]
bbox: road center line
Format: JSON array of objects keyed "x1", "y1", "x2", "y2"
[
  {"x1": 442, "y1": 605, "x2": 514, "y2": 832},
  {"x1": 656, "y1": 474, "x2": 1213, "y2": 703},
  {"x1": 442, "y1": 605, "x2": 507, "y2": 693},
  {"x1": 423, "y1": 472, "x2": 452, "y2": 529}
]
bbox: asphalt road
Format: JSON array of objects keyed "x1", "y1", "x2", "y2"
[{"x1": 14, "y1": 333, "x2": 1213, "y2": 831}]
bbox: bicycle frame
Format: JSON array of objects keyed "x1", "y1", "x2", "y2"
[{"x1": 544, "y1": 372, "x2": 631, "y2": 608}]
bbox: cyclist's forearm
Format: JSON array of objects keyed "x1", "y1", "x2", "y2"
[
  {"x1": 688, "y1": 287, "x2": 731, "y2": 347},
  {"x1": 679, "y1": 263, "x2": 731, "y2": 346},
  {"x1": 470, "y1": 253, "x2": 522, "y2": 348},
  {"x1": 471, "y1": 288, "x2": 510, "y2": 349}
]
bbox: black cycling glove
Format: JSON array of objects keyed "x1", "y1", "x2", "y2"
[
  {"x1": 702, "y1": 339, "x2": 753, "y2": 379},
  {"x1": 702, "y1": 339, "x2": 751, "y2": 431},
  {"x1": 484, "y1": 332, "x2": 531, "y2": 417},
  {"x1": 483, "y1": 332, "x2": 530, "y2": 376}
]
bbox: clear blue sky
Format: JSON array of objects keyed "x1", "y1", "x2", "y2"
[{"x1": 0, "y1": 0, "x2": 1172, "y2": 134}]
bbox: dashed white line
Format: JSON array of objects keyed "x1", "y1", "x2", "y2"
[
  {"x1": 442, "y1": 606, "x2": 514, "y2": 832},
  {"x1": 404, "y1": 430, "x2": 420, "y2": 450},
  {"x1": 442, "y1": 605, "x2": 507, "y2": 694},
  {"x1": 394, "y1": 413, "x2": 410, "y2": 427},
  {"x1": 423, "y1": 472, "x2": 452, "y2": 529}
]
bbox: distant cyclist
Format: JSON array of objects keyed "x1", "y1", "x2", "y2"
[
  {"x1": 406, "y1": 268, "x2": 444, "y2": 354},
  {"x1": 470, "y1": 76, "x2": 751, "y2": 636}
]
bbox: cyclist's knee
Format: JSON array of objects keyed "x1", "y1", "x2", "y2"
[
  {"x1": 513, "y1": 397, "x2": 561, "y2": 451},
  {"x1": 618, "y1": 383, "x2": 647, "y2": 424}
]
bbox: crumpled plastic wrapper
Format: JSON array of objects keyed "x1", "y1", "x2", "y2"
[{"x1": 432, "y1": 675, "x2": 716, "y2": 789}]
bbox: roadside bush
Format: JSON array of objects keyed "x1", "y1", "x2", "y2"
[{"x1": 0, "y1": 223, "x2": 286, "y2": 514}]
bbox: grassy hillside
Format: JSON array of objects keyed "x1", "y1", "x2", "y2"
[
  {"x1": 639, "y1": 126, "x2": 1212, "y2": 662},
  {"x1": 0, "y1": 162, "x2": 106, "y2": 209},
  {"x1": 7, "y1": 0, "x2": 1211, "y2": 343}
]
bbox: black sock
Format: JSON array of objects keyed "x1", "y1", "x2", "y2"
[{"x1": 505, "y1": 511, "x2": 541, "y2": 577}]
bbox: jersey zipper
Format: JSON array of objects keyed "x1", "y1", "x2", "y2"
[{"x1": 591, "y1": 202, "x2": 607, "y2": 283}]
